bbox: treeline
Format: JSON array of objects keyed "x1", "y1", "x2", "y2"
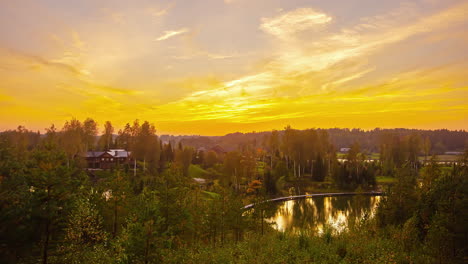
[
  {"x1": 171, "y1": 128, "x2": 467, "y2": 153},
  {"x1": 2, "y1": 121, "x2": 463, "y2": 192}
]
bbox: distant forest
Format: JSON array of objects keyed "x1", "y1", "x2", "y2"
[
  {"x1": 1, "y1": 126, "x2": 466, "y2": 155},
  {"x1": 161, "y1": 128, "x2": 468, "y2": 153}
]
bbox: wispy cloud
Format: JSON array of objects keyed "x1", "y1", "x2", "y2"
[
  {"x1": 154, "y1": 2, "x2": 468, "y2": 126},
  {"x1": 147, "y1": 4, "x2": 173, "y2": 18},
  {"x1": 156, "y1": 28, "x2": 189, "y2": 41},
  {"x1": 260, "y1": 8, "x2": 332, "y2": 39},
  {"x1": 1, "y1": 0, "x2": 467, "y2": 133}
]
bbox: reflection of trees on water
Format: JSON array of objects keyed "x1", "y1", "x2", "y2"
[{"x1": 267, "y1": 195, "x2": 381, "y2": 235}]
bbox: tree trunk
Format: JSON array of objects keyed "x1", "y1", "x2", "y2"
[
  {"x1": 261, "y1": 209, "x2": 264, "y2": 236},
  {"x1": 42, "y1": 218, "x2": 50, "y2": 264},
  {"x1": 113, "y1": 200, "x2": 118, "y2": 237},
  {"x1": 134, "y1": 159, "x2": 137, "y2": 177},
  {"x1": 144, "y1": 234, "x2": 150, "y2": 264},
  {"x1": 293, "y1": 160, "x2": 296, "y2": 177},
  {"x1": 311, "y1": 161, "x2": 313, "y2": 179},
  {"x1": 144, "y1": 223, "x2": 153, "y2": 264},
  {"x1": 42, "y1": 187, "x2": 51, "y2": 264},
  {"x1": 165, "y1": 182, "x2": 169, "y2": 231}
]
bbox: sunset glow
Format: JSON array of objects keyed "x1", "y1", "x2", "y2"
[{"x1": 1, "y1": 0, "x2": 467, "y2": 134}]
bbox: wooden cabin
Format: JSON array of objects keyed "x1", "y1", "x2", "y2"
[{"x1": 84, "y1": 149, "x2": 132, "y2": 169}]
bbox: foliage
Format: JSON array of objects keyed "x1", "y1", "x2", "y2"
[{"x1": 0, "y1": 121, "x2": 466, "y2": 263}]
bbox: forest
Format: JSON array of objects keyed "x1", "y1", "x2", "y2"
[
  {"x1": 163, "y1": 128, "x2": 468, "y2": 154},
  {"x1": 1, "y1": 118, "x2": 467, "y2": 263}
]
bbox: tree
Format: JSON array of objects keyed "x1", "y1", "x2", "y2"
[
  {"x1": 174, "y1": 146, "x2": 193, "y2": 177},
  {"x1": 223, "y1": 151, "x2": 241, "y2": 188},
  {"x1": 82, "y1": 118, "x2": 98, "y2": 151},
  {"x1": 420, "y1": 156, "x2": 440, "y2": 192},
  {"x1": 58, "y1": 192, "x2": 111, "y2": 264},
  {"x1": 377, "y1": 166, "x2": 418, "y2": 227},
  {"x1": 204, "y1": 151, "x2": 218, "y2": 168},
  {"x1": 101, "y1": 171, "x2": 132, "y2": 238},
  {"x1": 60, "y1": 118, "x2": 84, "y2": 167},
  {"x1": 99, "y1": 121, "x2": 114, "y2": 150},
  {"x1": 133, "y1": 121, "x2": 160, "y2": 173},
  {"x1": 268, "y1": 130, "x2": 280, "y2": 169},
  {"x1": 119, "y1": 189, "x2": 163, "y2": 264},
  {"x1": 26, "y1": 143, "x2": 80, "y2": 264},
  {"x1": 115, "y1": 123, "x2": 132, "y2": 150},
  {"x1": 281, "y1": 125, "x2": 294, "y2": 170},
  {"x1": 423, "y1": 136, "x2": 431, "y2": 163}
]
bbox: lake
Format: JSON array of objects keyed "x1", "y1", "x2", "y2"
[{"x1": 266, "y1": 195, "x2": 381, "y2": 235}]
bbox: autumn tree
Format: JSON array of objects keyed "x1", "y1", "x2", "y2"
[
  {"x1": 98, "y1": 121, "x2": 114, "y2": 150},
  {"x1": 60, "y1": 118, "x2": 84, "y2": 167},
  {"x1": 174, "y1": 145, "x2": 193, "y2": 177},
  {"x1": 134, "y1": 121, "x2": 160, "y2": 173},
  {"x1": 82, "y1": 118, "x2": 98, "y2": 151},
  {"x1": 204, "y1": 150, "x2": 218, "y2": 168}
]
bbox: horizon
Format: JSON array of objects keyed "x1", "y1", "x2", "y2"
[
  {"x1": 3, "y1": 121, "x2": 467, "y2": 137},
  {"x1": 1, "y1": 0, "x2": 468, "y2": 135}
]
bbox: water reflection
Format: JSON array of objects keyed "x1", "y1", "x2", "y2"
[{"x1": 266, "y1": 195, "x2": 381, "y2": 235}]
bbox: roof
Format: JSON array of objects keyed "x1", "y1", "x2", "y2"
[
  {"x1": 84, "y1": 150, "x2": 131, "y2": 158},
  {"x1": 193, "y1": 178, "x2": 207, "y2": 184},
  {"x1": 108, "y1": 149, "x2": 131, "y2": 158},
  {"x1": 84, "y1": 151, "x2": 105, "y2": 158}
]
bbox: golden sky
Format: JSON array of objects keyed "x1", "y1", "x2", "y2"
[{"x1": 0, "y1": 0, "x2": 467, "y2": 135}]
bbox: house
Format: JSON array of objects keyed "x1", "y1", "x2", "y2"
[
  {"x1": 340, "y1": 147, "x2": 351, "y2": 153},
  {"x1": 193, "y1": 177, "x2": 213, "y2": 189},
  {"x1": 84, "y1": 149, "x2": 132, "y2": 169}
]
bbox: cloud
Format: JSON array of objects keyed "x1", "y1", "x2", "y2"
[
  {"x1": 156, "y1": 28, "x2": 189, "y2": 41},
  {"x1": 260, "y1": 8, "x2": 332, "y2": 39},
  {"x1": 173, "y1": 51, "x2": 244, "y2": 60},
  {"x1": 2, "y1": 48, "x2": 85, "y2": 76},
  {"x1": 152, "y1": 2, "x2": 468, "y2": 126},
  {"x1": 147, "y1": 3, "x2": 174, "y2": 18}
]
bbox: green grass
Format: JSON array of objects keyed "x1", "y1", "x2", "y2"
[
  {"x1": 376, "y1": 176, "x2": 396, "y2": 184},
  {"x1": 336, "y1": 153, "x2": 346, "y2": 158},
  {"x1": 188, "y1": 164, "x2": 209, "y2": 178},
  {"x1": 418, "y1": 155, "x2": 460, "y2": 162}
]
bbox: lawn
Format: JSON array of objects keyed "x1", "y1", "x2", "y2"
[
  {"x1": 418, "y1": 155, "x2": 460, "y2": 162},
  {"x1": 188, "y1": 164, "x2": 209, "y2": 178},
  {"x1": 376, "y1": 176, "x2": 396, "y2": 184}
]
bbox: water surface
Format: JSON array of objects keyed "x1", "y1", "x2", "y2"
[{"x1": 266, "y1": 195, "x2": 381, "y2": 235}]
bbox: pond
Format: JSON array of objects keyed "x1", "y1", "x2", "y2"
[{"x1": 266, "y1": 195, "x2": 381, "y2": 235}]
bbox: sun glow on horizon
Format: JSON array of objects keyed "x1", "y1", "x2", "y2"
[{"x1": 0, "y1": 0, "x2": 467, "y2": 135}]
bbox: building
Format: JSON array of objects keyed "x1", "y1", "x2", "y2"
[
  {"x1": 84, "y1": 149, "x2": 132, "y2": 169},
  {"x1": 340, "y1": 147, "x2": 351, "y2": 153}
]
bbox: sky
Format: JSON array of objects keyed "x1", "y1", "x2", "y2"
[{"x1": 0, "y1": 0, "x2": 467, "y2": 135}]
